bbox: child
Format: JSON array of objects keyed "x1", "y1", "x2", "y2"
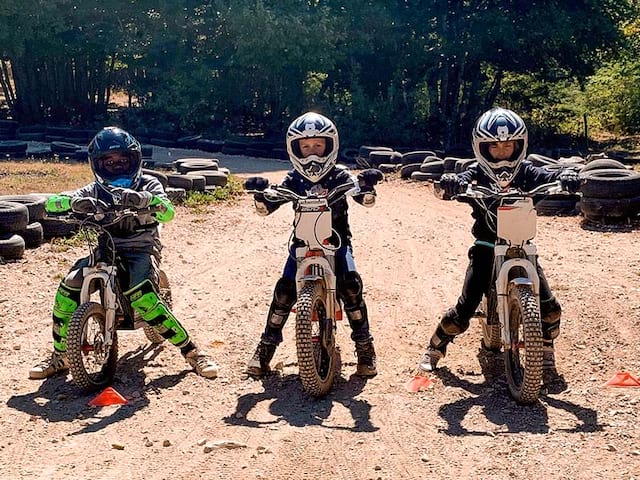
[
  {"x1": 29, "y1": 126, "x2": 219, "y2": 380},
  {"x1": 418, "y1": 107, "x2": 580, "y2": 384},
  {"x1": 244, "y1": 112, "x2": 383, "y2": 378}
]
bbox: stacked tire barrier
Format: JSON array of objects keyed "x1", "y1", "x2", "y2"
[
  {"x1": 578, "y1": 159, "x2": 640, "y2": 225},
  {"x1": 150, "y1": 158, "x2": 231, "y2": 204},
  {"x1": 0, "y1": 194, "x2": 51, "y2": 260}
]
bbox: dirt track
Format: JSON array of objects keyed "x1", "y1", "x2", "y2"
[{"x1": 1, "y1": 167, "x2": 640, "y2": 480}]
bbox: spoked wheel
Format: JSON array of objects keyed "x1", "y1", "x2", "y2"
[
  {"x1": 480, "y1": 288, "x2": 502, "y2": 351},
  {"x1": 504, "y1": 284, "x2": 543, "y2": 404},
  {"x1": 295, "y1": 282, "x2": 339, "y2": 397},
  {"x1": 142, "y1": 269, "x2": 172, "y2": 345},
  {"x1": 67, "y1": 301, "x2": 119, "y2": 392}
]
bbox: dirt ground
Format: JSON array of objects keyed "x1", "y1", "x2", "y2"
[{"x1": 1, "y1": 157, "x2": 640, "y2": 480}]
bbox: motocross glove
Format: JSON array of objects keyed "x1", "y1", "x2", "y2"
[
  {"x1": 70, "y1": 197, "x2": 100, "y2": 214},
  {"x1": 558, "y1": 170, "x2": 581, "y2": 193},
  {"x1": 439, "y1": 173, "x2": 463, "y2": 197},
  {"x1": 120, "y1": 189, "x2": 153, "y2": 209},
  {"x1": 357, "y1": 169, "x2": 384, "y2": 191},
  {"x1": 244, "y1": 176, "x2": 269, "y2": 191}
]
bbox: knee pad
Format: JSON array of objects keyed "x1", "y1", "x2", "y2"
[
  {"x1": 126, "y1": 280, "x2": 190, "y2": 347},
  {"x1": 541, "y1": 296, "x2": 562, "y2": 323},
  {"x1": 267, "y1": 277, "x2": 297, "y2": 329},
  {"x1": 273, "y1": 277, "x2": 297, "y2": 309},
  {"x1": 339, "y1": 271, "x2": 364, "y2": 308},
  {"x1": 52, "y1": 282, "x2": 80, "y2": 352},
  {"x1": 440, "y1": 307, "x2": 469, "y2": 336}
]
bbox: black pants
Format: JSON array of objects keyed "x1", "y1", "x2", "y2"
[{"x1": 453, "y1": 243, "x2": 558, "y2": 329}]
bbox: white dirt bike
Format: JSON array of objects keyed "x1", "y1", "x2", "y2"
[
  {"x1": 64, "y1": 205, "x2": 171, "y2": 392},
  {"x1": 438, "y1": 180, "x2": 565, "y2": 404},
  {"x1": 249, "y1": 179, "x2": 362, "y2": 397}
]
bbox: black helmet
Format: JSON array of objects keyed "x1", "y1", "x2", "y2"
[
  {"x1": 472, "y1": 107, "x2": 528, "y2": 188},
  {"x1": 88, "y1": 126, "x2": 142, "y2": 188}
]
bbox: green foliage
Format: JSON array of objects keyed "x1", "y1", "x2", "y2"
[{"x1": 0, "y1": 0, "x2": 637, "y2": 150}]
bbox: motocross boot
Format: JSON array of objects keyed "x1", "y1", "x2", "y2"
[
  {"x1": 355, "y1": 340, "x2": 377, "y2": 377},
  {"x1": 418, "y1": 347, "x2": 445, "y2": 373},
  {"x1": 29, "y1": 351, "x2": 69, "y2": 379},
  {"x1": 246, "y1": 341, "x2": 277, "y2": 377},
  {"x1": 419, "y1": 308, "x2": 468, "y2": 373},
  {"x1": 541, "y1": 340, "x2": 567, "y2": 392}
]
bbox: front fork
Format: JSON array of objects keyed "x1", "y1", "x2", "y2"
[
  {"x1": 295, "y1": 253, "x2": 341, "y2": 349},
  {"x1": 80, "y1": 263, "x2": 118, "y2": 349},
  {"x1": 494, "y1": 244, "x2": 541, "y2": 349}
]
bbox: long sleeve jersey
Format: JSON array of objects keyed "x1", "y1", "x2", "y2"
[
  {"x1": 455, "y1": 161, "x2": 561, "y2": 243},
  {"x1": 45, "y1": 174, "x2": 174, "y2": 255},
  {"x1": 257, "y1": 167, "x2": 371, "y2": 247}
]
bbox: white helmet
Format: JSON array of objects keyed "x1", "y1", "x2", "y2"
[
  {"x1": 472, "y1": 107, "x2": 528, "y2": 188},
  {"x1": 286, "y1": 112, "x2": 339, "y2": 182}
]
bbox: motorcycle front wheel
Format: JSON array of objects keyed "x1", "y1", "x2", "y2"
[
  {"x1": 504, "y1": 284, "x2": 543, "y2": 404},
  {"x1": 295, "y1": 281, "x2": 339, "y2": 397},
  {"x1": 67, "y1": 301, "x2": 119, "y2": 392}
]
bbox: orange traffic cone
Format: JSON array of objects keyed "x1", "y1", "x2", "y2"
[
  {"x1": 88, "y1": 386, "x2": 129, "y2": 406},
  {"x1": 603, "y1": 371, "x2": 640, "y2": 388},
  {"x1": 405, "y1": 375, "x2": 436, "y2": 393}
]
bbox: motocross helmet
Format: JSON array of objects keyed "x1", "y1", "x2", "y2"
[
  {"x1": 472, "y1": 107, "x2": 528, "y2": 188},
  {"x1": 286, "y1": 112, "x2": 339, "y2": 182},
  {"x1": 88, "y1": 126, "x2": 143, "y2": 188}
]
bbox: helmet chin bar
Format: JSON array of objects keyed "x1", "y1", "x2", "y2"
[
  {"x1": 301, "y1": 161, "x2": 329, "y2": 182},
  {"x1": 496, "y1": 170, "x2": 514, "y2": 188}
]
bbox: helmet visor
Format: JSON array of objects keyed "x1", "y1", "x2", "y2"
[
  {"x1": 291, "y1": 138, "x2": 334, "y2": 164},
  {"x1": 94, "y1": 151, "x2": 140, "y2": 182},
  {"x1": 479, "y1": 140, "x2": 524, "y2": 168}
]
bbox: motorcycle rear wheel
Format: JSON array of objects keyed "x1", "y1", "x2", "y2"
[
  {"x1": 295, "y1": 282, "x2": 339, "y2": 397},
  {"x1": 504, "y1": 284, "x2": 543, "y2": 404},
  {"x1": 67, "y1": 301, "x2": 119, "y2": 392},
  {"x1": 480, "y1": 288, "x2": 502, "y2": 351}
]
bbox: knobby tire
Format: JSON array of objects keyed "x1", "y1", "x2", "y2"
[
  {"x1": 504, "y1": 284, "x2": 543, "y2": 404},
  {"x1": 295, "y1": 282, "x2": 338, "y2": 397},
  {"x1": 67, "y1": 301, "x2": 119, "y2": 392}
]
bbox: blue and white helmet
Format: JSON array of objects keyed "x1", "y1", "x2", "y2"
[
  {"x1": 472, "y1": 107, "x2": 528, "y2": 188},
  {"x1": 286, "y1": 112, "x2": 339, "y2": 182}
]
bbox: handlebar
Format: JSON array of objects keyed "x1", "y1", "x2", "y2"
[
  {"x1": 248, "y1": 181, "x2": 362, "y2": 206},
  {"x1": 459, "y1": 181, "x2": 563, "y2": 199},
  {"x1": 67, "y1": 204, "x2": 161, "y2": 227},
  {"x1": 434, "y1": 180, "x2": 564, "y2": 201}
]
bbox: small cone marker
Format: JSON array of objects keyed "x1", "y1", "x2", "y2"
[
  {"x1": 604, "y1": 371, "x2": 640, "y2": 388},
  {"x1": 88, "y1": 386, "x2": 129, "y2": 406},
  {"x1": 405, "y1": 375, "x2": 436, "y2": 393}
]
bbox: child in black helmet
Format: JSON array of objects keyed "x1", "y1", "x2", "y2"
[{"x1": 29, "y1": 126, "x2": 219, "y2": 380}]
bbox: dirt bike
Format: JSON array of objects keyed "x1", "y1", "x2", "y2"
[
  {"x1": 248, "y1": 179, "x2": 362, "y2": 397},
  {"x1": 437, "y1": 180, "x2": 566, "y2": 404},
  {"x1": 63, "y1": 204, "x2": 172, "y2": 392}
]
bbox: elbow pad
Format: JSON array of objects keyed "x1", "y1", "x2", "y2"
[{"x1": 46, "y1": 194, "x2": 72, "y2": 214}]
